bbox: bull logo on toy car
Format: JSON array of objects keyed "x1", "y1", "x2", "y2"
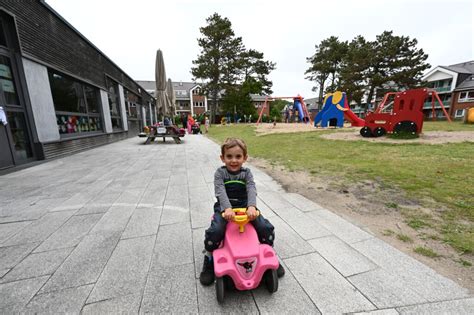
[{"x1": 236, "y1": 257, "x2": 257, "y2": 278}]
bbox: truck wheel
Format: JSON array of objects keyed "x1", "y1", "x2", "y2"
[
  {"x1": 393, "y1": 121, "x2": 417, "y2": 135},
  {"x1": 373, "y1": 127, "x2": 386, "y2": 137},
  {"x1": 216, "y1": 277, "x2": 225, "y2": 303},
  {"x1": 265, "y1": 269, "x2": 278, "y2": 293},
  {"x1": 360, "y1": 126, "x2": 373, "y2": 137}
]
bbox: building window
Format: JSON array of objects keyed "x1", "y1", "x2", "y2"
[
  {"x1": 193, "y1": 87, "x2": 201, "y2": 95},
  {"x1": 458, "y1": 91, "x2": 474, "y2": 102},
  {"x1": 106, "y1": 77, "x2": 122, "y2": 130},
  {"x1": 48, "y1": 69, "x2": 103, "y2": 135},
  {"x1": 176, "y1": 90, "x2": 187, "y2": 96},
  {"x1": 124, "y1": 88, "x2": 141, "y2": 119},
  {"x1": 455, "y1": 109, "x2": 465, "y2": 118}
]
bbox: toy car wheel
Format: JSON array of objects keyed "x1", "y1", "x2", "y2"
[
  {"x1": 264, "y1": 269, "x2": 278, "y2": 293},
  {"x1": 216, "y1": 277, "x2": 225, "y2": 303},
  {"x1": 360, "y1": 126, "x2": 373, "y2": 137},
  {"x1": 393, "y1": 121, "x2": 417, "y2": 135},
  {"x1": 373, "y1": 127, "x2": 386, "y2": 137}
]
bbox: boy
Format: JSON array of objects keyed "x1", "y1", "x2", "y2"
[{"x1": 200, "y1": 137, "x2": 285, "y2": 285}]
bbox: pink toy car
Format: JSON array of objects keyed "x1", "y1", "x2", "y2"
[{"x1": 213, "y1": 208, "x2": 279, "y2": 303}]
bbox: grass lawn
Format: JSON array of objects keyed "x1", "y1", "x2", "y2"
[{"x1": 206, "y1": 121, "x2": 474, "y2": 254}]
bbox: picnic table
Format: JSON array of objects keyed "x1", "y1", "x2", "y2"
[{"x1": 140, "y1": 125, "x2": 185, "y2": 144}]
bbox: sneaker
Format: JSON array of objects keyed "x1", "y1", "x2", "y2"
[
  {"x1": 277, "y1": 263, "x2": 285, "y2": 278},
  {"x1": 199, "y1": 255, "x2": 215, "y2": 285}
]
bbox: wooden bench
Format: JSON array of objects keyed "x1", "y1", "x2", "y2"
[{"x1": 144, "y1": 134, "x2": 181, "y2": 144}]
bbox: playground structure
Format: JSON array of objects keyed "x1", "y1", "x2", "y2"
[
  {"x1": 360, "y1": 88, "x2": 452, "y2": 137},
  {"x1": 314, "y1": 91, "x2": 365, "y2": 128},
  {"x1": 256, "y1": 95, "x2": 310, "y2": 125}
]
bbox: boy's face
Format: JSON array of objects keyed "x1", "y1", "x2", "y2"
[{"x1": 220, "y1": 146, "x2": 247, "y2": 172}]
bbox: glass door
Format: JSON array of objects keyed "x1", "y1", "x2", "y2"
[{"x1": 0, "y1": 54, "x2": 33, "y2": 168}]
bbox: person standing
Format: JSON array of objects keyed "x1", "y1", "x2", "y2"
[
  {"x1": 204, "y1": 116, "x2": 210, "y2": 133},
  {"x1": 182, "y1": 113, "x2": 188, "y2": 130}
]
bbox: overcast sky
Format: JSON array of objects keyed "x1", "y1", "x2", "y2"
[{"x1": 45, "y1": 0, "x2": 473, "y2": 99}]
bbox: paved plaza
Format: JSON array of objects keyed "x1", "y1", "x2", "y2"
[{"x1": 0, "y1": 134, "x2": 473, "y2": 314}]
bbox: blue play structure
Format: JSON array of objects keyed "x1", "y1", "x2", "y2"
[
  {"x1": 292, "y1": 97, "x2": 309, "y2": 123},
  {"x1": 314, "y1": 91, "x2": 347, "y2": 128}
]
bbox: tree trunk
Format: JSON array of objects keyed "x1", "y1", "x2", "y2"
[
  {"x1": 318, "y1": 82, "x2": 325, "y2": 106},
  {"x1": 366, "y1": 85, "x2": 375, "y2": 111}
]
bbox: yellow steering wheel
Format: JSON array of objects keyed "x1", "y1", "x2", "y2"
[{"x1": 222, "y1": 208, "x2": 260, "y2": 233}]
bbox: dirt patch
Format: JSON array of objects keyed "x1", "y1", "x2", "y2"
[
  {"x1": 250, "y1": 157, "x2": 474, "y2": 293},
  {"x1": 256, "y1": 123, "x2": 474, "y2": 144}
]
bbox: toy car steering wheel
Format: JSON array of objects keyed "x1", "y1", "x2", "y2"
[{"x1": 222, "y1": 208, "x2": 260, "y2": 233}]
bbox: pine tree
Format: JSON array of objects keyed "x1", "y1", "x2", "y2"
[{"x1": 191, "y1": 13, "x2": 244, "y2": 123}]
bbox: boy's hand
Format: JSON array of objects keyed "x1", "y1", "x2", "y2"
[
  {"x1": 246, "y1": 206, "x2": 258, "y2": 221},
  {"x1": 223, "y1": 208, "x2": 235, "y2": 221}
]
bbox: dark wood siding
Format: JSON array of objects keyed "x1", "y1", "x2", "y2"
[{"x1": 1, "y1": 1, "x2": 152, "y2": 102}]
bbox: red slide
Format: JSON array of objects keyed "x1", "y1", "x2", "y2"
[{"x1": 344, "y1": 109, "x2": 365, "y2": 127}]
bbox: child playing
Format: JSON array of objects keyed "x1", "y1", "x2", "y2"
[
  {"x1": 199, "y1": 137, "x2": 285, "y2": 285},
  {"x1": 204, "y1": 116, "x2": 210, "y2": 133}
]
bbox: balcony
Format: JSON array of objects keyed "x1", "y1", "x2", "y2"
[
  {"x1": 432, "y1": 86, "x2": 451, "y2": 93},
  {"x1": 423, "y1": 100, "x2": 450, "y2": 109}
]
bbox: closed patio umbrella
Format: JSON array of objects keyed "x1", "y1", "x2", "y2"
[
  {"x1": 155, "y1": 49, "x2": 168, "y2": 121},
  {"x1": 167, "y1": 78, "x2": 176, "y2": 119}
]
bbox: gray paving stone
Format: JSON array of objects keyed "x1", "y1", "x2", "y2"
[
  {"x1": 277, "y1": 208, "x2": 333, "y2": 240},
  {"x1": 192, "y1": 228, "x2": 206, "y2": 278},
  {"x1": 141, "y1": 263, "x2": 198, "y2": 313},
  {"x1": 308, "y1": 235, "x2": 377, "y2": 277},
  {"x1": 0, "y1": 268, "x2": 9, "y2": 278},
  {"x1": 121, "y1": 207, "x2": 161, "y2": 239},
  {"x1": 51, "y1": 192, "x2": 95, "y2": 212},
  {"x1": 40, "y1": 231, "x2": 121, "y2": 293},
  {"x1": 352, "y1": 238, "x2": 470, "y2": 302},
  {"x1": 0, "y1": 276, "x2": 49, "y2": 311},
  {"x1": 1, "y1": 247, "x2": 72, "y2": 283},
  {"x1": 2, "y1": 211, "x2": 76, "y2": 246},
  {"x1": 87, "y1": 235, "x2": 154, "y2": 303},
  {"x1": 0, "y1": 221, "x2": 32, "y2": 244},
  {"x1": 281, "y1": 192, "x2": 325, "y2": 212},
  {"x1": 166, "y1": 183, "x2": 189, "y2": 200},
  {"x1": 354, "y1": 309, "x2": 400, "y2": 315},
  {"x1": 190, "y1": 200, "x2": 214, "y2": 229},
  {"x1": 152, "y1": 222, "x2": 193, "y2": 268},
  {"x1": 397, "y1": 297, "x2": 474, "y2": 314},
  {"x1": 25, "y1": 284, "x2": 93, "y2": 314},
  {"x1": 256, "y1": 197, "x2": 277, "y2": 218},
  {"x1": 285, "y1": 252, "x2": 376, "y2": 314},
  {"x1": 271, "y1": 216, "x2": 315, "y2": 259},
  {"x1": 258, "y1": 190, "x2": 294, "y2": 210},
  {"x1": 196, "y1": 281, "x2": 258, "y2": 314},
  {"x1": 90, "y1": 205, "x2": 135, "y2": 234},
  {"x1": 307, "y1": 209, "x2": 374, "y2": 244},
  {"x1": 0, "y1": 243, "x2": 39, "y2": 270},
  {"x1": 34, "y1": 213, "x2": 103, "y2": 252},
  {"x1": 76, "y1": 192, "x2": 120, "y2": 215},
  {"x1": 253, "y1": 260, "x2": 320, "y2": 314},
  {"x1": 349, "y1": 268, "x2": 428, "y2": 308},
  {"x1": 82, "y1": 294, "x2": 141, "y2": 314},
  {"x1": 160, "y1": 198, "x2": 190, "y2": 225},
  {"x1": 189, "y1": 186, "x2": 214, "y2": 204},
  {"x1": 113, "y1": 188, "x2": 144, "y2": 206}
]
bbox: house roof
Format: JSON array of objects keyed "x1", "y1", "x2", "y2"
[
  {"x1": 441, "y1": 60, "x2": 474, "y2": 74},
  {"x1": 454, "y1": 75, "x2": 474, "y2": 91}
]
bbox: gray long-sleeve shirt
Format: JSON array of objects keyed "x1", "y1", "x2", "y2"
[{"x1": 214, "y1": 166, "x2": 257, "y2": 212}]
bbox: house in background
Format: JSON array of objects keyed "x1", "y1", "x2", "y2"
[
  {"x1": 422, "y1": 60, "x2": 474, "y2": 119},
  {"x1": 137, "y1": 81, "x2": 270, "y2": 122},
  {"x1": 0, "y1": 2, "x2": 155, "y2": 170},
  {"x1": 137, "y1": 81, "x2": 207, "y2": 117}
]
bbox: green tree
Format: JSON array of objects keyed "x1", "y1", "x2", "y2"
[
  {"x1": 240, "y1": 49, "x2": 276, "y2": 95},
  {"x1": 191, "y1": 13, "x2": 244, "y2": 123},
  {"x1": 339, "y1": 35, "x2": 373, "y2": 106},
  {"x1": 305, "y1": 36, "x2": 348, "y2": 104},
  {"x1": 365, "y1": 31, "x2": 430, "y2": 107}
]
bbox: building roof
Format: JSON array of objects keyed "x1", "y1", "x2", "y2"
[
  {"x1": 440, "y1": 61, "x2": 474, "y2": 74},
  {"x1": 454, "y1": 75, "x2": 474, "y2": 91}
]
